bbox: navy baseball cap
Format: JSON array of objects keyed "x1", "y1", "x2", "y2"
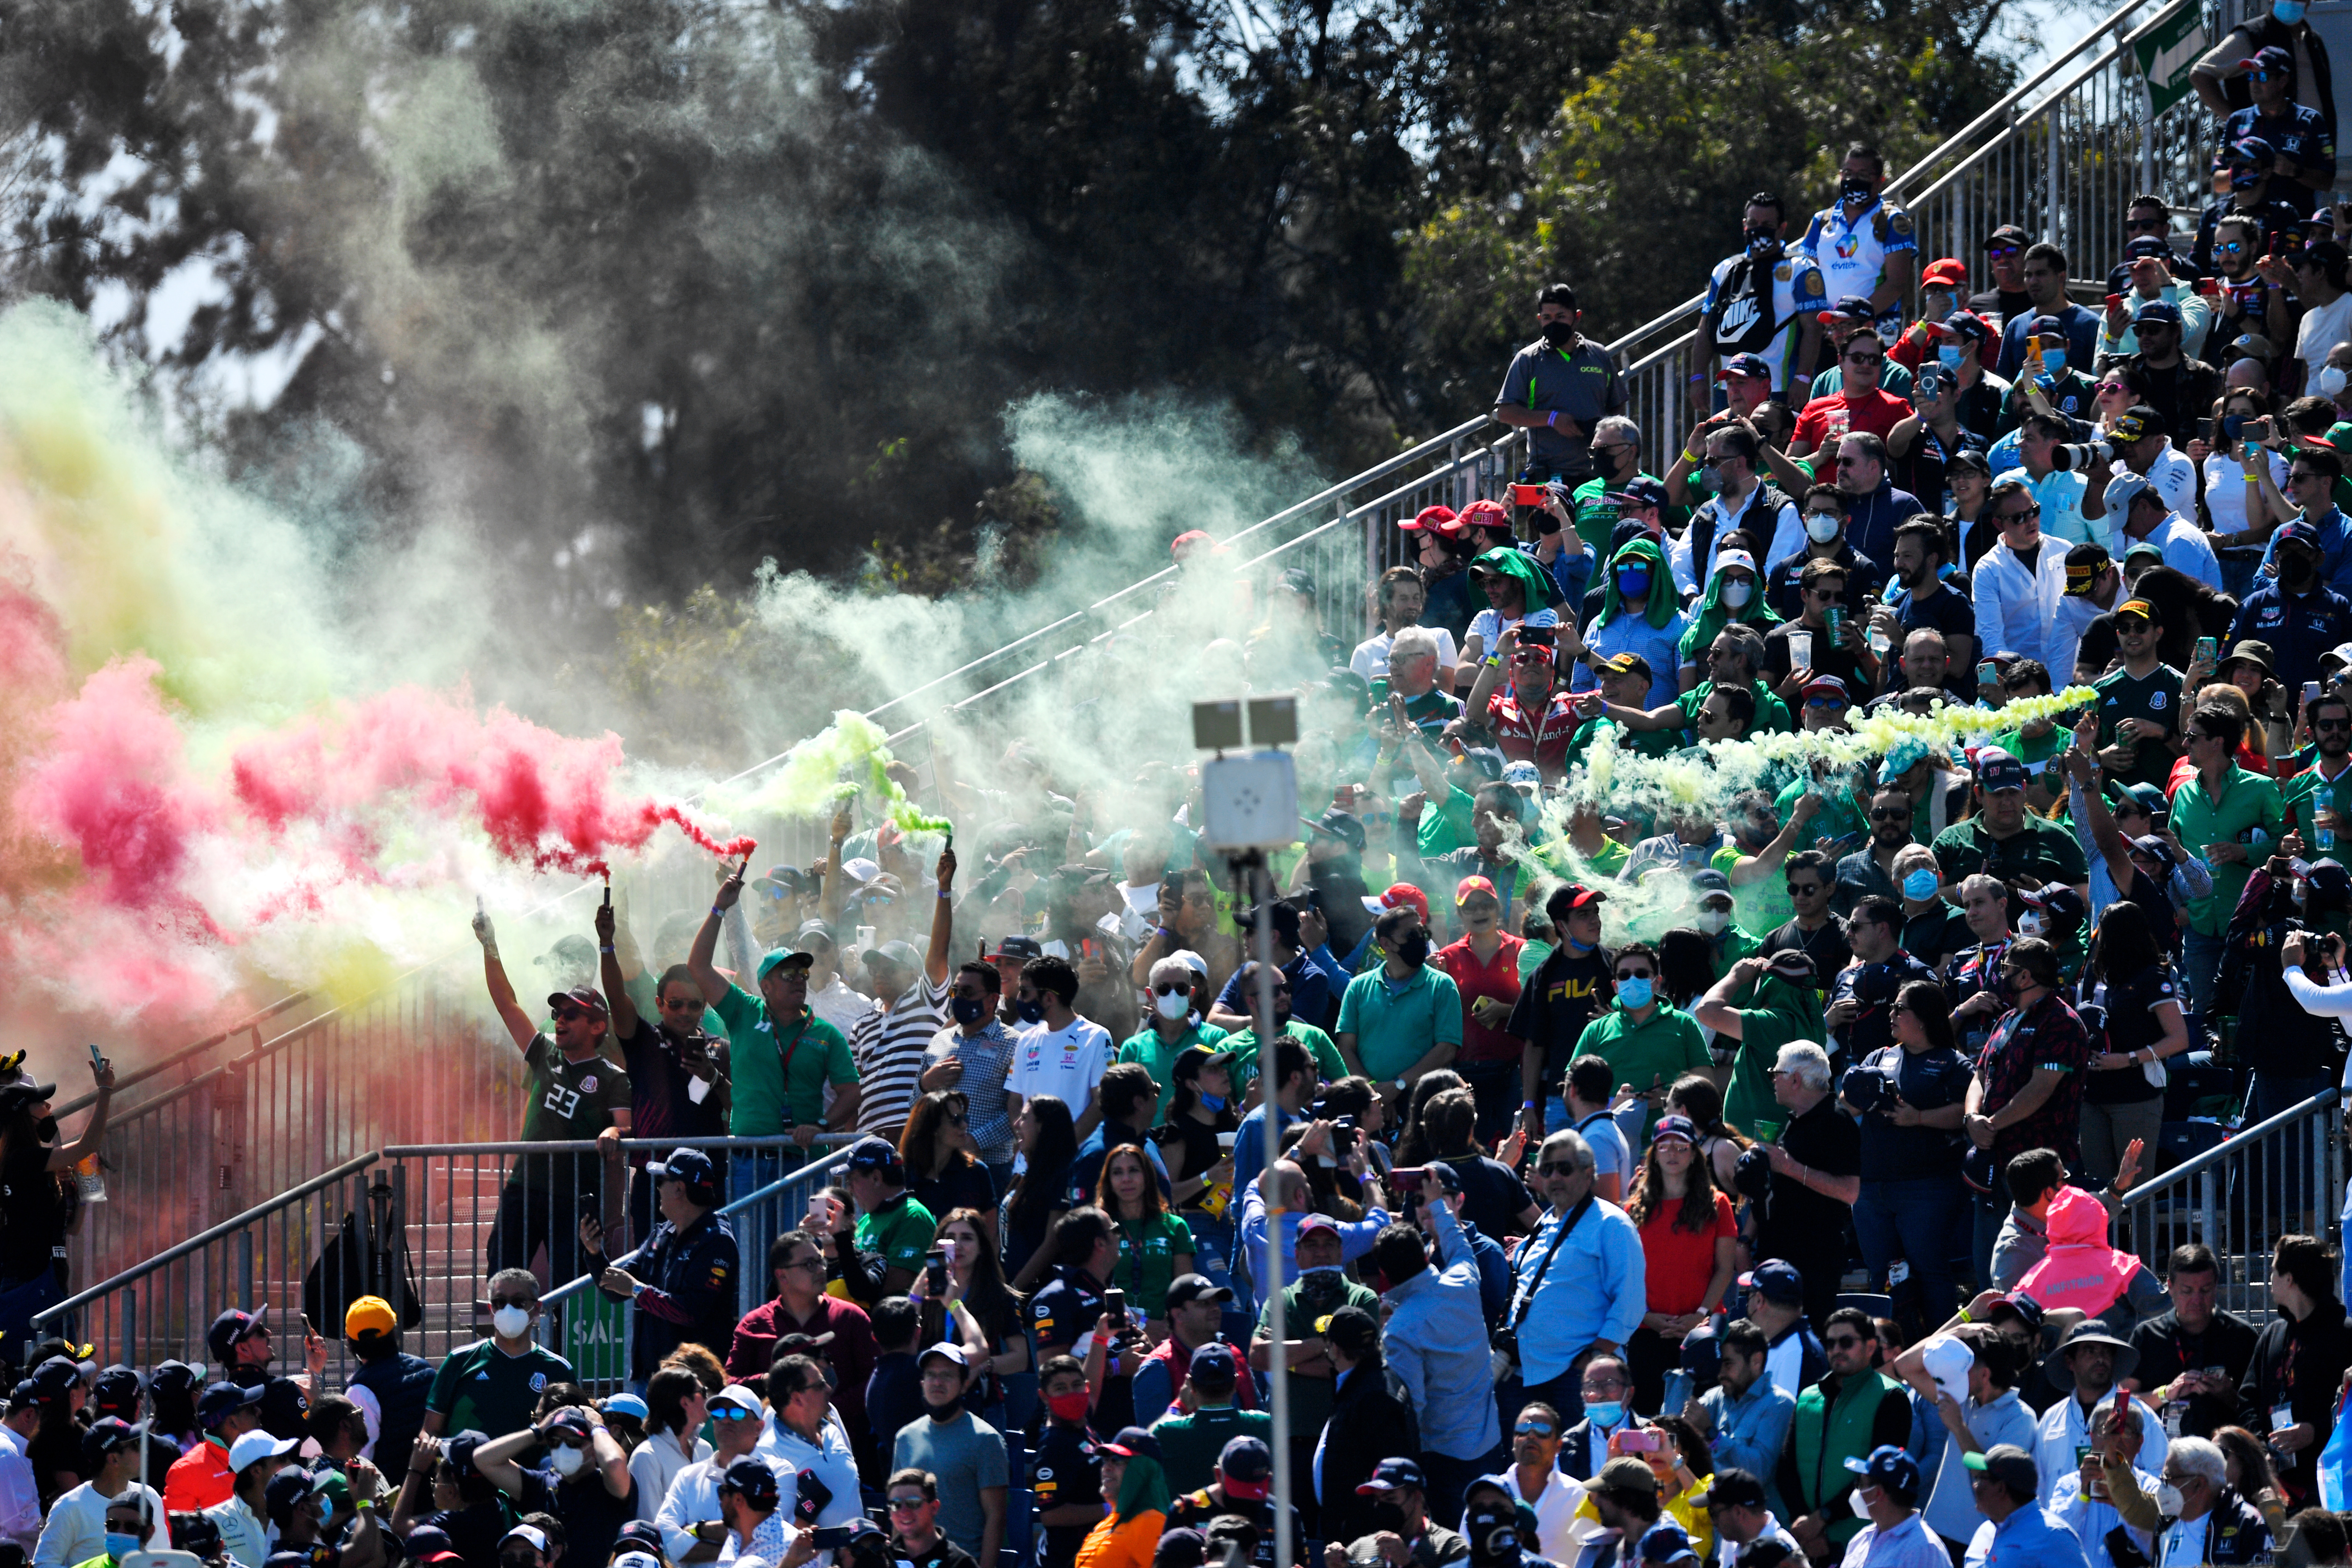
[
  {"x1": 1817, "y1": 295, "x2": 1876, "y2": 325},
  {"x1": 1219, "y1": 1435, "x2": 1274, "y2": 1498},
  {"x1": 1357, "y1": 1456, "x2": 1429, "y2": 1494},
  {"x1": 2135, "y1": 299, "x2": 2183, "y2": 327},
  {"x1": 1975, "y1": 750, "x2": 2028, "y2": 793},
  {"x1": 1718, "y1": 353, "x2": 1775, "y2": 382},
  {"x1": 2028, "y1": 314, "x2": 2067, "y2": 338},
  {"x1": 844, "y1": 1136, "x2": 900, "y2": 1173},
  {"x1": 207, "y1": 1307, "x2": 269, "y2": 1365},
  {"x1": 1101, "y1": 1426, "x2": 1163, "y2": 1461},
  {"x1": 651, "y1": 1147, "x2": 719, "y2": 1195},
  {"x1": 2123, "y1": 236, "x2": 2170, "y2": 261},
  {"x1": 1605, "y1": 476, "x2": 1671, "y2": 511},
  {"x1": 1844, "y1": 1443, "x2": 1923, "y2": 1503},
  {"x1": 1740, "y1": 1259, "x2": 1805, "y2": 1304},
  {"x1": 2229, "y1": 136, "x2": 2276, "y2": 170},
  {"x1": 197, "y1": 1380, "x2": 264, "y2": 1427},
  {"x1": 719, "y1": 1457, "x2": 780, "y2": 1508}
]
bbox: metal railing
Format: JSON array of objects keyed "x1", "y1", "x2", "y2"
[
  {"x1": 33, "y1": 1136, "x2": 852, "y2": 1383},
  {"x1": 2112, "y1": 1090, "x2": 2344, "y2": 1317},
  {"x1": 534, "y1": 1141, "x2": 862, "y2": 1390}
]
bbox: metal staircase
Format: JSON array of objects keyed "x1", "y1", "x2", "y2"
[{"x1": 44, "y1": 0, "x2": 2315, "y2": 1373}]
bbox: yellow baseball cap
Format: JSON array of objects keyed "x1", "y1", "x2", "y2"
[{"x1": 344, "y1": 1296, "x2": 398, "y2": 1340}]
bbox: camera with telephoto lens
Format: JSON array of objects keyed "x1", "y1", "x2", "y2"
[{"x1": 2050, "y1": 436, "x2": 2117, "y2": 472}]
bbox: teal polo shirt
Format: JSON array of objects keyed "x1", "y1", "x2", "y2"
[
  {"x1": 1334, "y1": 964, "x2": 1464, "y2": 1082},
  {"x1": 1117, "y1": 1021, "x2": 1232, "y2": 1124}
]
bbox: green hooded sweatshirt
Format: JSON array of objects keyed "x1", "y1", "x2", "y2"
[
  {"x1": 1717, "y1": 970, "x2": 1826, "y2": 1143},
  {"x1": 1469, "y1": 545, "x2": 1566, "y2": 616},
  {"x1": 1677, "y1": 557, "x2": 1782, "y2": 664},
  {"x1": 1596, "y1": 537, "x2": 1680, "y2": 632}
]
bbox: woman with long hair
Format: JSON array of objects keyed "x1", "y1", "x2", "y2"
[
  {"x1": 902, "y1": 1090, "x2": 996, "y2": 1240},
  {"x1": 0, "y1": 1054, "x2": 114, "y2": 1356},
  {"x1": 1006, "y1": 1096, "x2": 1079, "y2": 1292},
  {"x1": 1623, "y1": 1116, "x2": 1737, "y2": 1410},
  {"x1": 1656, "y1": 929, "x2": 1718, "y2": 1011},
  {"x1": 1393, "y1": 1069, "x2": 1467, "y2": 1166},
  {"x1": 626, "y1": 1366, "x2": 710, "y2": 1521},
  {"x1": 1096, "y1": 1146, "x2": 1195, "y2": 1334},
  {"x1": 2074, "y1": 899, "x2": 2189, "y2": 1188},
  {"x1": 1665, "y1": 1074, "x2": 1749, "y2": 1193},
  {"x1": 932, "y1": 1206, "x2": 1031, "y2": 1426},
  {"x1": 1073, "y1": 1426, "x2": 1169, "y2": 1568}
]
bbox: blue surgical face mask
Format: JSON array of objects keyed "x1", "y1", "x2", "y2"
[
  {"x1": 1563, "y1": 934, "x2": 1595, "y2": 954},
  {"x1": 2042, "y1": 348, "x2": 2067, "y2": 375},
  {"x1": 1584, "y1": 1401, "x2": 1625, "y2": 1430},
  {"x1": 1198, "y1": 1092, "x2": 1227, "y2": 1111},
  {"x1": 1938, "y1": 346, "x2": 1965, "y2": 370},
  {"x1": 1903, "y1": 869, "x2": 1940, "y2": 900},
  {"x1": 106, "y1": 1535, "x2": 142, "y2": 1562},
  {"x1": 1616, "y1": 976, "x2": 1654, "y2": 1011},
  {"x1": 2276, "y1": 0, "x2": 2307, "y2": 22},
  {"x1": 1615, "y1": 566, "x2": 1652, "y2": 599}
]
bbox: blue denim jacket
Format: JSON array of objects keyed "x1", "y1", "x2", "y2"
[
  {"x1": 1382, "y1": 1198, "x2": 1503, "y2": 1462},
  {"x1": 1699, "y1": 1378, "x2": 1796, "y2": 1512}
]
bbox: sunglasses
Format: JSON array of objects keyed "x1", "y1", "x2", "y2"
[
  {"x1": 1824, "y1": 1334, "x2": 1866, "y2": 1349},
  {"x1": 2126, "y1": 217, "x2": 2167, "y2": 231},
  {"x1": 1835, "y1": 455, "x2": 1869, "y2": 466},
  {"x1": 489, "y1": 1296, "x2": 537, "y2": 1310},
  {"x1": 711, "y1": 1407, "x2": 757, "y2": 1421},
  {"x1": 1804, "y1": 696, "x2": 1844, "y2": 708},
  {"x1": 887, "y1": 1497, "x2": 930, "y2": 1513},
  {"x1": 1869, "y1": 807, "x2": 1912, "y2": 822},
  {"x1": 1515, "y1": 1422, "x2": 1556, "y2": 1437},
  {"x1": 2318, "y1": 718, "x2": 2352, "y2": 732},
  {"x1": 1998, "y1": 505, "x2": 2042, "y2": 523},
  {"x1": 1152, "y1": 982, "x2": 1191, "y2": 996},
  {"x1": 2221, "y1": 241, "x2": 2249, "y2": 253},
  {"x1": 1806, "y1": 585, "x2": 1846, "y2": 599},
  {"x1": 553, "y1": 1007, "x2": 593, "y2": 1022},
  {"x1": 1844, "y1": 352, "x2": 1884, "y2": 366},
  {"x1": 2096, "y1": 382, "x2": 2128, "y2": 394},
  {"x1": 1786, "y1": 881, "x2": 1824, "y2": 895},
  {"x1": 1614, "y1": 970, "x2": 1654, "y2": 983},
  {"x1": 1534, "y1": 1161, "x2": 1580, "y2": 1177},
  {"x1": 1988, "y1": 245, "x2": 2020, "y2": 257}
]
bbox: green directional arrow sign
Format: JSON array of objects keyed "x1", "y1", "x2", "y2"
[{"x1": 2135, "y1": 8, "x2": 2207, "y2": 116}]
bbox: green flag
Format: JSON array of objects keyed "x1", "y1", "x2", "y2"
[{"x1": 2135, "y1": 9, "x2": 2206, "y2": 116}]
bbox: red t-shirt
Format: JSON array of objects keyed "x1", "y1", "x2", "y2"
[
  {"x1": 1793, "y1": 388, "x2": 1912, "y2": 452},
  {"x1": 1486, "y1": 686, "x2": 1583, "y2": 780},
  {"x1": 1636, "y1": 1189, "x2": 1738, "y2": 1315},
  {"x1": 1437, "y1": 934, "x2": 1526, "y2": 1065}
]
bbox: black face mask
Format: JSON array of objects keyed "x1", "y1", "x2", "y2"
[
  {"x1": 1745, "y1": 227, "x2": 1782, "y2": 257},
  {"x1": 1371, "y1": 1501, "x2": 1409, "y2": 1534},
  {"x1": 1840, "y1": 174, "x2": 1876, "y2": 203},
  {"x1": 950, "y1": 996, "x2": 988, "y2": 1026},
  {"x1": 1015, "y1": 998, "x2": 1046, "y2": 1025},
  {"x1": 1539, "y1": 319, "x2": 1576, "y2": 348},
  {"x1": 1395, "y1": 933, "x2": 1432, "y2": 968}
]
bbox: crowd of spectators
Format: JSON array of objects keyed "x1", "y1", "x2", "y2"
[{"x1": 21, "y1": 34, "x2": 2352, "y2": 1568}]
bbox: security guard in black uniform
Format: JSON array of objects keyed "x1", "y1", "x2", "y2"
[{"x1": 589, "y1": 1146, "x2": 739, "y2": 1382}]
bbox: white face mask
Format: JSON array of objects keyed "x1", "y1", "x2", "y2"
[
  {"x1": 1697, "y1": 908, "x2": 1731, "y2": 934},
  {"x1": 1849, "y1": 1489, "x2": 1875, "y2": 1519},
  {"x1": 1805, "y1": 512, "x2": 1843, "y2": 544},
  {"x1": 2017, "y1": 912, "x2": 2049, "y2": 939},
  {"x1": 1721, "y1": 578, "x2": 1753, "y2": 609},
  {"x1": 494, "y1": 1305, "x2": 534, "y2": 1341},
  {"x1": 2321, "y1": 365, "x2": 2349, "y2": 400},
  {"x1": 1155, "y1": 988, "x2": 1192, "y2": 1021},
  {"x1": 549, "y1": 1444, "x2": 586, "y2": 1478},
  {"x1": 2157, "y1": 1483, "x2": 2185, "y2": 1519}
]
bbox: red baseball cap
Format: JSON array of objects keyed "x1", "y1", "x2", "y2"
[
  {"x1": 1455, "y1": 875, "x2": 1500, "y2": 906},
  {"x1": 1921, "y1": 257, "x2": 1968, "y2": 288},
  {"x1": 1171, "y1": 529, "x2": 1223, "y2": 560},
  {"x1": 1456, "y1": 498, "x2": 1511, "y2": 532},
  {"x1": 1380, "y1": 883, "x2": 1431, "y2": 923},
  {"x1": 1401, "y1": 504, "x2": 1459, "y2": 534}
]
